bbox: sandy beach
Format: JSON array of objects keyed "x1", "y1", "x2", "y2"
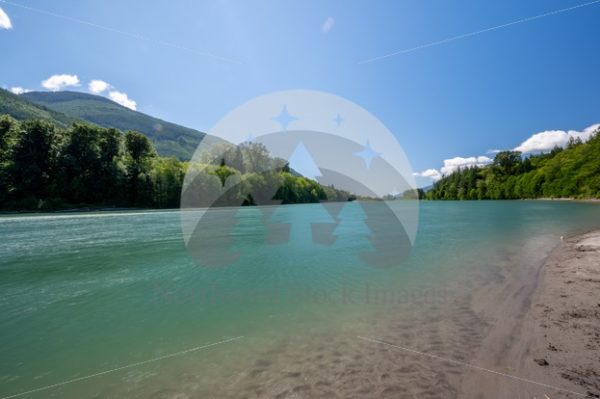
[
  {"x1": 520, "y1": 230, "x2": 600, "y2": 398},
  {"x1": 461, "y1": 230, "x2": 600, "y2": 398}
]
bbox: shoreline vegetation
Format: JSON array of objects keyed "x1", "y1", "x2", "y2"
[
  {"x1": 425, "y1": 127, "x2": 600, "y2": 201},
  {"x1": 0, "y1": 115, "x2": 358, "y2": 212},
  {"x1": 2, "y1": 112, "x2": 598, "y2": 212}
]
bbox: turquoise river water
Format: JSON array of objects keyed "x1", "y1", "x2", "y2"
[{"x1": 1, "y1": 201, "x2": 599, "y2": 398}]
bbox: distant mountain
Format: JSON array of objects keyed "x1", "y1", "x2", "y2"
[
  {"x1": 0, "y1": 88, "x2": 79, "y2": 128},
  {"x1": 18, "y1": 90, "x2": 214, "y2": 159}
]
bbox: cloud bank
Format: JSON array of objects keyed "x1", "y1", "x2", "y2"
[
  {"x1": 413, "y1": 169, "x2": 442, "y2": 182},
  {"x1": 88, "y1": 79, "x2": 110, "y2": 94},
  {"x1": 440, "y1": 156, "x2": 492, "y2": 175},
  {"x1": 86, "y1": 79, "x2": 136, "y2": 110},
  {"x1": 414, "y1": 156, "x2": 492, "y2": 182},
  {"x1": 9, "y1": 87, "x2": 30, "y2": 95},
  {"x1": 41, "y1": 74, "x2": 80, "y2": 91},
  {"x1": 416, "y1": 123, "x2": 599, "y2": 184},
  {"x1": 108, "y1": 90, "x2": 137, "y2": 110},
  {"x1": 36, "y1": 74, "x2": 138, "y2": 111},
  {"x1": 513, "y1": 124, "x2": 600, "y2": 153},
  {"x1": 0, "y1": 7, "x2": 12, "y2": 29},
  {"x1": 85, "y1": 79, "x2": 137, "y2": 110}
]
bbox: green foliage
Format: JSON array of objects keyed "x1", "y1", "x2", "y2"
[
  {"x1": 274, "y1": 172, "x2": 327, "y2": 204},
  {"x1": 21, "y1": 90, "x2": 211, "y2": 160},
  {"x1": 149, "y1": 157, "x2": 185, "y2": 208},
  {"x1": 125, "y1": 130, "x2": 155, "y2": 162},
  {"x1": 0, "y1": 116, "x2": 353, "y2": 210},
  {"x1": 426, "y1": 131, "x2": 600, "y2": 200},
  {"x1": 10, "y1": 119, "x2": 62, "y2": 203},
  {"x1": 60, "y1": 124, "x2": 104, "y2": 204},
  {"x1": 0, "y1": 89, "x2": 79, "y2": 128},
  {"x1": 199, "y1": 141, "x2": 286, "y2": 174},
  {"x1": 0, "y1": 115, "x2": 20, "y2": 204},
  {"x1": 212, "y1": 164, "x2": 237, "y2": 187},
  {"x1": 0, "y1": 88, "x2": 216, "y2": 160}
]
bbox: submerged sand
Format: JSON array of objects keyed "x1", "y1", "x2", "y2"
[
  {"x1": 116, "y1": 231, "x2": 600, "y2": 399},
  {"x1": 239, "y1": 231, "x2": 600, "y2": 399}
]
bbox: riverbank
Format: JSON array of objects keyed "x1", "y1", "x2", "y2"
[
  {"x1": 462, "y1": 230, "x2": 600, "y2": 398},
  {"x1": 526, "y1": 230, "x2": 600, "y2": 397},
  {"x1": 534, "y1": 198, "x2": 600, "y2": 203}
]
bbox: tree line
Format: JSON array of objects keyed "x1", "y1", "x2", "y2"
[
  {"x1": 426, "y1": 129, "x2": 600, "y2": 200},
  {"x1": 0, "y1": 115, "x2": 353, "y2": 210}
]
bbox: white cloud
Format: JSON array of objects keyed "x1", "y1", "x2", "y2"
[
  {"x1": 322, "y1": 17, "x2": 335, "y2": 33},
  {"x1": 513, "y1": 124, "x2": 600, "y2": 153},
  {"x1": 414, "y1": 155, "x2": 491, "y2": 183},
  {"x1": 0, "y1": 7, "x2": 12, "y2": 30},
  {"x1": 85, "y1": 79, "x2": 136, "y2": 110},
  {"x1": 108, "y1": 90, "x2": 137, "y2": 110},
  {"x1": 41, "y1": 74, "x2": 80, "y2": 91},
  {"x1": 414, "y1": 169, "x2": 443, "y2": 182},
  {"x1": 9, "y1": 86, "x2": 30, "y2": 95},
  {"x1": 88, "y1": 79, "x2": 110, "y2": 94},
  {"x1": 417, "y1": 123, "x2": 600, "y2": 183},
  {"x1": 440, "y1": 156, "x2": 492, "y2": 175}
]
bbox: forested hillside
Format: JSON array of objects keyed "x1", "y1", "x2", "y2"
[
  {"x1": 426, "y1": 128, "x2": 600, "y2": 200},
  {"x1": 22, "y1": 91, "x2": 214, "y2": 160},
  {"x1": 0, "y1": 115, "x2": 352, "y2": 211},
  {"x1": 1, "y1": 89, "x2": 214, "y2": 159},
  {"x1": 0, "y1": 88, "x2": 79, "y2": 128}
]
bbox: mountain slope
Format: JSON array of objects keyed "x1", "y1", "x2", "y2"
[
  {"x1": 21, "y1": 91, "x2": 210, "y2": 159},
  {"x1": 0, "y1": 88, "x2": 79, "y2": 128}
]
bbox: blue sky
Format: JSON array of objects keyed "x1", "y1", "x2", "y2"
[{"x1": 2, "y1": 0, "x2": 600, "y2": 186}]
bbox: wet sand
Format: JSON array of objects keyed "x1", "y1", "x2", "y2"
[
  {"x1": 519, "y1": 230, "x2": 600, "y2": 398},
  {"x1": 462, "y1": 231, "x2": 600, "y2": 398},
  {"x1": 216, "y1": 232, "x2": 600, "y2": 399}
]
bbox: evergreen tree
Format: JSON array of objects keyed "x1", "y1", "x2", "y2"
[
  {"x1": 425, "y1": 127, "x2": 600, "y2": 200},
  {"x1": 0, "y1": 116, "x2": 18, "y2": 206},
  {"x1": 124, "y1": 130, "x2": 155, "y2": 206},
  {"x1": 10, "y1": 120, "x2": 61, "y2": 206},
  {"x1": 0, "y1": 116, "x2": 367, "y2": 210}
]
